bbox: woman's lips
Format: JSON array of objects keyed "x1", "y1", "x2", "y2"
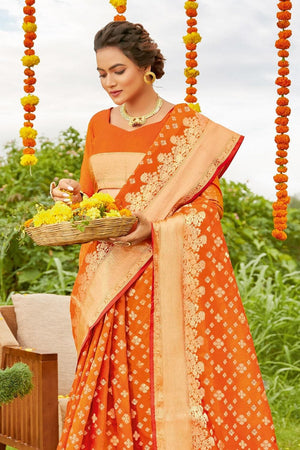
[{"x1": 109, "y1": 90, "x2": 122, "y2": 97}]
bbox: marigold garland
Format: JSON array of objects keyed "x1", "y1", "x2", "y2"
[
  {"x1": 272, "y1": 0, "x2": 293, "y2": 240},
  {"x1": 183, "y1": 1, "x2": 201, "y2": 112},
  {"x1": 109, "y1": 0, "x2": 127, "y2": 21},
  {"x1": 20, "y1": 0, "x2": 39, "y2": 167}
]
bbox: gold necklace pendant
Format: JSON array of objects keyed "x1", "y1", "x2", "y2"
[
  {"x1": 129, "y1": 116, "x2": 146, "y2": 127},
  {"x1": 120, "y1": 97, "x2": 163, "y2": 127}
]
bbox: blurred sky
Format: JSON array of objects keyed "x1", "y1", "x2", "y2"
[{"x1": 0, "y1": 0, "x2": 299, "y2": 200}]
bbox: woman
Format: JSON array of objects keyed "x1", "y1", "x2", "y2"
[{"x1": 52, "y1": 21, "x2": 278, "y2": 449}]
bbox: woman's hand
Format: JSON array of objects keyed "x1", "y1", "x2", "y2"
[
  {"x1": 109, "y1": 212, "x2": 151, "y2": 246},
  {"x1": 51, "y1": 178, "x2": 82, "y2": 204}
]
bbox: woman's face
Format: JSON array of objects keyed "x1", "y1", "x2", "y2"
[{"x1": 96, "y1": 46, "x2": 148, "y2": 105}]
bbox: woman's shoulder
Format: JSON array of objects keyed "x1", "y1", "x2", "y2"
[{"x1": 89, "y1": 108, "x2": 110, "y2": 126}]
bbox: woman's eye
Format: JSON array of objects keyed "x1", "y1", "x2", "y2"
[{"x1": 115, "y1": 69, "x2": 125, "y2": 75}]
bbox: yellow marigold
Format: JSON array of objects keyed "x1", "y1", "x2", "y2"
[
  {"x1": 22, "y1": 22, "x2": 37, "y2": 33},
  {"x1": 105, "y1": 210, "x2": 121, "y2": 217},
  {"x1": 32, "y1": 202, "x2": 73, "y2": 227},
  {"x1": 19, "y1": 126, "x2": 37, "y2": 139},
  {"x1": 21, "y1": 55, "x2": 40, "y2": 67},
  {"x1": 85, "y1": 207, "x2": 101, "y2": 220},
  {"x1": 119, "y1": 208, "x2": 132, "y2": 217},
  {"x1": 184, "y1": 1, "x2": 198, "y2": 9},
  {"x1": 20, "y1": 95, "x2": 39, "y2": 106},
  {"x1": 188, "y1": 102, "x2": 201, "y2": 112},
  {"x1": 80, "y1": 192, "x2": 115, "y2": 210},
  {"x1": 183, "y1": 32, "x2": 202, "y2": 45},
  {"x1": 110, "y1": 0, "x2": 126, "y2": 7},
  {"x1": 20, "y1": 154, "x2": 38, "y2": 166},
  {"x1": 184, "y1": 67, "x2": 200, "y2": 78}
]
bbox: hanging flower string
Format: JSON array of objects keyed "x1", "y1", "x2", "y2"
[
  {"x1": 109, "y1": 0, "x2": 127, "y2": 21},
  {"x1": 272, "y1": 0, "x2": 292, "y2": 240},
  {"x1": 20, "y1": 0, "x2": 39, "y2": 167},
  {"x1": 183, "y1": 1, "x2": 201, "y2": 112}
]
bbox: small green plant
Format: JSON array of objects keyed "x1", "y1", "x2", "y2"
[{"x1": 0, "y1": 362, "x2": 33, "y2": 406}]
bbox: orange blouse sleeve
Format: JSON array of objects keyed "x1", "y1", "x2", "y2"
[{"x1": 79, "y1": 120, "x2": 97, "y2": 197}]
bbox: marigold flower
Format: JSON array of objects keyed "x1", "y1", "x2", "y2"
[
  {"x1": 183, "y1": 32, "x2": 202, "y2": 45},
  {"x1": 20, "y1": 95, "x2": 39, "y2": 106},
  {"x1": 186, "y1": 87, "x2": 197, "y2": 94},
  {"x1": 276, "y1": 149, "x2": 288, "y2": 157},
  {"x1": 24, "y1": 85, "x2": 35, "y2": 93},
  {"x1": 120, "y1": 208, "x2": 132, "y2": 217},
  {"x1": 23, "y1": 6, "x2": 35, "y2": 14},
  {"x1": 109, "y1": 0, "x2": 127, "y2": 7},
  {"x1": 275, "y1": 183, "x2": 288, "y2": 191},
  {"x1": 185, "y1": 94, "x2": 197, "y2": 103},
  {"x1": 23, "y1": 147, "x2": 35, "y2": 154},
  {"x1": 24, "y1": 112, "x2": 36, "y2": 120},
  {"x1": 23, "y1": 138, "x2": 36, "y2": 147},
  {"x1": 85, "y1": 207, "x2": 101, "y2": 220},
  {"x1": 20, "y1": 126, "x2": 37, "y2": 139},
  {"x1": 21, "y1": 54, "x2": 40, "y2": 67},
  {"x1": 116, "y1": 5, "x2": 126, "y2": 13},
  {"x1": 275, "y1": 134, "x2": 290, "y2": 144},
  {"x1": 24, "y1": 38, "x2": 34, "y2": 48},
  {"x1": 24, "y1": 15, "x2": 36, "y2": 23},
  {"x1": 24, "y1": 77, "x2": 36, "y2": 85},
  {"x1": 25, "y1": 32, "x2": 36, "y2": 41},
  {"x1": 23, "y1": 104, "x2": 36, "y2": 112},
  {"x1": 275, "y1": 38, "x2": 291, "y2": 50},
  {"x1": 276, "y1": 97, "x2": 289, "y2": 106},
  {"x1": 278, "y1": 67, "x2": 289, "y2": 76},
  {"x1": 272, "y1": 229, "x2": 287, "y2": 240},
  {"x1": 277, "y1": 20, "x2": 290, "y2": 29},
  {"x1": 277, "y1": 11, "x2": 291, "y2": 20},
  {"x1": 186, "y1": 43, "x2": 196, "y2": 51},
  {"x1": 276, "y1": 125, "x2": 289, "y2": 133},
  {"x1": 24, "y1": 68, "x2": 35, "y2": 76},
  {"x1": 25, "y1": 0, "x2": 35, "y2": 5},
  {"x1": 276, "y1": 105, "x2": 291, "y2": 116},
  {"x1": 278, "y1": 60, "x2": 289, "y2": 68},
  {"x1": 277, "y1": 1, "x2": 292, "y2": 11},
  {"x1": 277, "y1": 143, "x2": 289, "y2": 150},
  {"x1": 25, "y1": 49, "x2": 35, "y2": 56},
  {"x1": 278, "y1": 49, "x2": 289, "y2": 58},
  {"x1": 186, "y1": 59, "x2": 198, "y2": 68},
  {"x1": 185, "y1": 77, "x2": 197, "y2": 85},
  {"x1": 277, "y1": 165, "x2": 288, "y2": 172},
  {"x1": 274, "y1": 174, "x2": 288, "y2": 183},
  {"x1": 184, "y1": 67, "x2": 200, "y2": 78},
  {"x1": 186, "y1": 8, "x2": 197, "y2": 17},
  {"x1": 22, "y1": 22, "x2": 37, "y2": 32},
  {"x1": 277, "y1": 87, "x2": 289, "y2": 95},
  {"x1": 185, "y1": 1, "x2": 198, "y2": 8},
  {"x1": 272, "y1": 209, "x2": 288, "y2": 217},
  {"x1": 114, "y1": 14, "x2": 126, "y2": 21},
  {"x1": 20, "y1": 154, "x2": 38, "y2": 166},
  {"x1": 187, "y1": 18, "x2": 197, "y2": 26},
  {"x1": 278, "y1": 29, "x2": 292, "y2": 39},
  {"x1": 275, "y1": 116, "x2": 289, "y2": 126},
  {"x1": 275, "y1": 157, "x2": 288, "y2": 165},
  {"x1": 186, "y1": 51, "x2": 197, "y2": 59},
  {"x1": 23, "y1": 121, "x2": 33, "y2": 128}
]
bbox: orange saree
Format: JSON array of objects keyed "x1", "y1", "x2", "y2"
[{"x1": 58, "y1": 105, "x2": 278, "y2": 449}]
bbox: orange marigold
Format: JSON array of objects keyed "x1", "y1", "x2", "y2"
[
  {"x1": 114, "y1": 15, "x2": 126, "y2": 21},
  {"x1": 24, "y1": 112, "x2": 36, "y2": 120},
  {"x1": 24, "y1": 77, "x2": 36, "y2": 85},
  {"x1": 186, "y1": 8, "x2": 197, "y2": 17},
  {"x1": 185, "y1": 43, "x2": 196, "y2": 51},
  {"x1": 186, "y1": 77, "x2": 197, "y2": 85},
  {"x1": 25, "y1": 0, "x2": 35, "y2": 4},
  {"x1": 187, "y1": 18, "x2": 197, "y2": 26},
  {"x1": 278, "y1": 60, "x2": 289, "y2": 68},
  {"x1": 275, "y1": 134, "x2": 290, "y2": 144},
  {"x1": 186, "y1": 59, "x2": 198, "y2": 68},
  {"x1": 277, "y1": 165, "x2": 288, "y2": 172},
  {"x1": 186, "y1": 51, "x2": 197, "y2": 59},
  {"x1": 116, "y1": 5, "x2": 126, "y2": 13},
  {"x1": 276, "y1": 190, "x2": 288, "y2": 199},
  {"x1": 276, "y1": 125, "x2": 289, "y2": 133},
  {"x1": 277, "y1": 1, "x2": 292, "y2": 11},
  {"x1": 278, "y1": 67, "x2": 289, "y2": 76},
  {"x1": 277, "y1": 20, "x2": 290, "y2": 29},
  {"x1": 275, "y1": 183, "x2": 288, "y2": 190},
  {"x1": 277, "y1": 87, "x2": 289, "y2": 95},
  {"x1": 277, "y1": 143, "x2": 289, "y2": 150},
  {"x1": 185, "y1": 94, "x2": 197, "y2": 103},
  {"x1": 275, "y1": 38, "x2": 291, "y2": 50},
  {"x1": 23, "y1": 121, "x2": 33, "y2": 127},
  {"x1": 25, "y1": 31, "x2": 36, "y2": 40},
  {"x1": 23, "y1": 138, "x2": 36, "y2": 147},
  {"x1": 23, "y1": 104, "x2": 36, "y2": 112},
  {"x1": 24, "y1": 15, "x2": 36, "y2": 23},
  {"x1": 24, "y1": 38, "x2": 34, "y2": 48},
  {"x1": 278, "y1": 49, "x2": 289, "y2": 58},
  {"x1": 186, "y1": 86, "x2": 197, "y2": 94},
  {"x1": 275, "y1": 157, "x2": 288, "y2": 165},
  {"x1": 277, "y1": 11, "x2": 291, "y2": 20},
  {"x1": 272, "y1": 229, "x2": 287, "y2": 240},
  {"x1": 276, "y1": 105, "x2": 291, "y2": 116},
  {"x1": 23, "y1": 6, "x2": 35, "y2": 14},
  {"x1": 24, "y1": 68, "x2": 35, "y2": 76},
  {"x1": 275, "y1": 116, "x2": 289, "y2": 126},
  {"x1": 24, "y1": 85, "x2": 35, "y2": 93},
  {"x1": 274, "y1": 174, "x2": 288, "y2": 183},
  {"x1": 187, "y1": 27, "x2": 198, "y2": 33},
  {"x1": 278, "y1": 29, "x2": 292, "y2": 39},
  {"x1": 25, "y1": 49, "x2": 35, "y2": 55},
  {"x1": 23, "y1": 147, "x2": 35, "y2": 154}
]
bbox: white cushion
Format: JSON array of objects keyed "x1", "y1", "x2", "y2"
[
  {"x1": 12, "y1": 293, "x2": 77, "y2": 395},
  {"x1": 0, "y1": 312, "x2": 19, "y2": 364}
]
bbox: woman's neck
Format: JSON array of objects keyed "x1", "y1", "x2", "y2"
[{"x1": 124, "y1": 89, "x2": 159, "y2": 117}]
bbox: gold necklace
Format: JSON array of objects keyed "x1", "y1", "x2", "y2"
[{"x1": 120, "y1": 96, "x2": 163, "y2": 127}]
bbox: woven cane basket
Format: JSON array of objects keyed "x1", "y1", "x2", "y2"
[{"x1": 26, "y1": 216, "x2": 137, "y2": 246}]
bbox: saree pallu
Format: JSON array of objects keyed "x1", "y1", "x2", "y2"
[{"x1": 58, "y1": 105, "x2": 278, "y2": 449}]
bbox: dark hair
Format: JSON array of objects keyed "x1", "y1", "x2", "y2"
[{"x1": 94, "y1": 21, "x2": 165, "y2": 79}]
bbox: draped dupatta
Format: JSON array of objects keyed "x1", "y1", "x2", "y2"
[{"x1": 63, "y1": 104, "x2": 278, "y2": 449}]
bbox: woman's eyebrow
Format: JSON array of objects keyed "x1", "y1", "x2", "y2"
[{"x1": 97, "y1": 63, "x2": 126, "y2": 71}]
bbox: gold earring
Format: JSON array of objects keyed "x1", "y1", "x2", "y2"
[{"x1": 144, "y1": 71, "x2": 156, "y2": 85}]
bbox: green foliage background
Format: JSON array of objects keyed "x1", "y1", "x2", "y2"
[{"x1": 0, "y1": 128, "x2": 299, "y2": 448}]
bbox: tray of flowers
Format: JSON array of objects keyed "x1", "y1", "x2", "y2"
[{"x1": 24, "y1": 192, "x2": 136, "y2": 246}]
